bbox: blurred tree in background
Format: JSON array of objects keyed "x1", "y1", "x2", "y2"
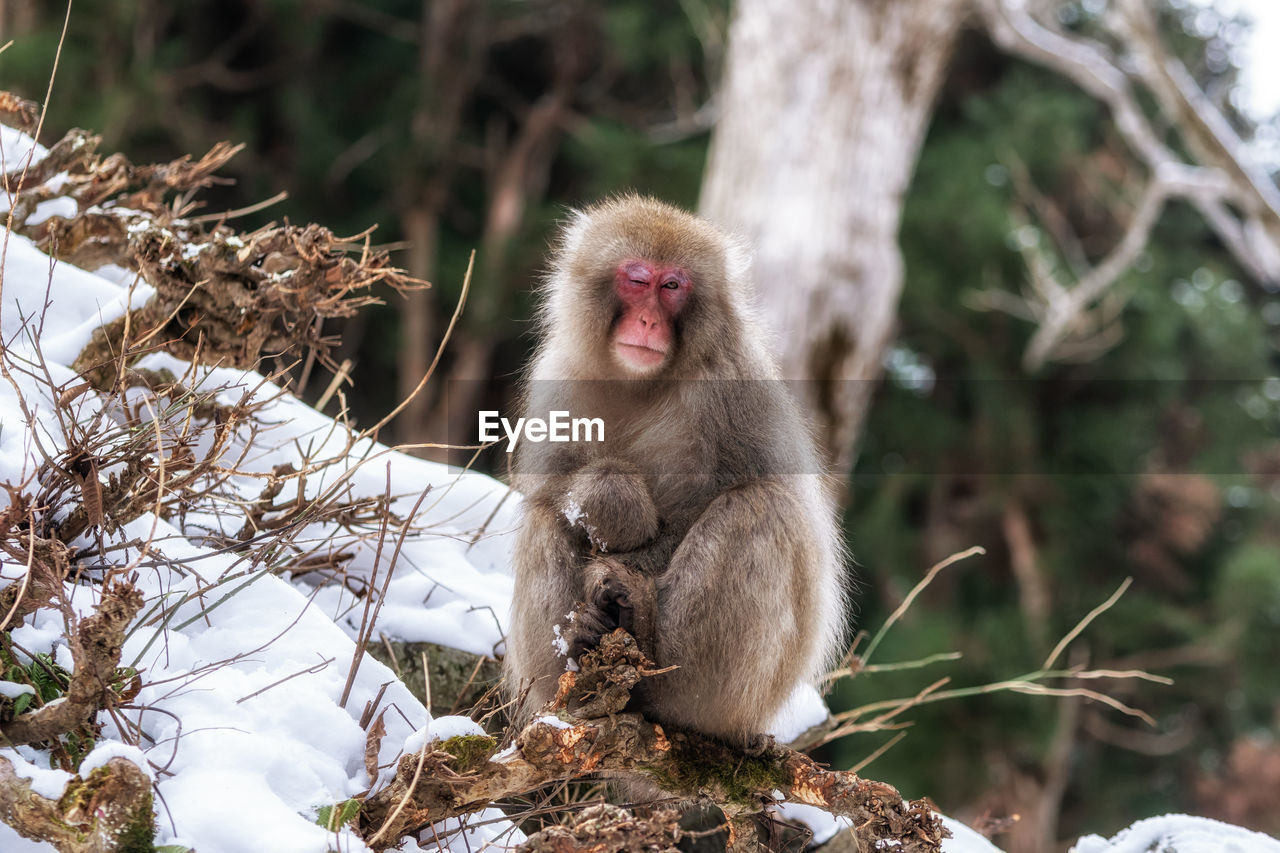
[{"x1": 2, "y1": 1, "x2": 1278, "y2": 849}]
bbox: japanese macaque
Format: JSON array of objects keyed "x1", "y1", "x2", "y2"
[{"x1": 503, "y1": 195, "x2": 846, "y2": 748}]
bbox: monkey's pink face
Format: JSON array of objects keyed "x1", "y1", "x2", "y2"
[{"x1": 612, "y1": 259, "x2": 692, "y2": 375}]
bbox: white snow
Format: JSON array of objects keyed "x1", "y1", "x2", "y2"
[
  {"x1": 0, "y1": 133, "x2": 521, "y2": 851},
  {"x1": 0, "y1": 681, "x2": 35, "y2": 699},
  {"x1": 0, "y1": 126, "x2": 48, "y2": 184},
  {"x1": 940, "y1": 816, "x2": 1006, "y2": 853},
  {"x1": 0, "y1": 823, "x2": 58, "y2": 853},
  {"x1": 402, "y1": 808, "x2": 526, "y2": 853},
  {"x1": 0, "y1": 747, "x2": 72, "y2": 799},
  {"x1": 769, "y1": 809, "x2": 1004, "y2": 852},
  {"x1": 1072, "y1": 814, "x2": 1280, "y2": 853},
  {"x1": 560, "y1": 493, "x2": 607, "y2": 549},
  {"x1": 773, "y1": 802, "x2": 851, "y2": 845},
  {"x1": 767, "y1": 682, "x2": 831, "y2": 744},
  {"x1": 552, "y1": 622, "x2": 570, "y2": 656},
  {"x1": 429, "y1": 715, "x2": 488, "y2": 742},
  {"x1": 402, "y1": 716, "x2": 486, "y2": 754},
  {"x1": 26, "y1": 197, "x2": 77, "y2": 226},
  {"x1": 561, "y1": 495, "x2": 585, "y2": 526},
  {"x1": 533, "y1": 714, "x2": 574, "y2": 730},
  {"x1": 78, "y1": 742, "x2": 154, "y2": 780}
]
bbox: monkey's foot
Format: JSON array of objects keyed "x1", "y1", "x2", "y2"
[
  {"x1": 566, "y1": 574, "x2": 634, "y2": 659},
  {"x1": 564, "y1": 602, "x2": 613, "y2": 661},
  {"x1": 565, "y1": 558, "x2": 657, "y2": 663},
  {"x1": 740, "y1": 732, "x2": 775, "y2": 758}
]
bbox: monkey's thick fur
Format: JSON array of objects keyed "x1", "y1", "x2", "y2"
[{"x1": 504, "y1": 195, "x2": 846, "y2": 747}]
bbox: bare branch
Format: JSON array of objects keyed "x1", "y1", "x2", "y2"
[
  {"x1": 976, "y1": 0, "x2": 1171, "y2": 167},
  {"x1": 1022, "y1": 164, "x2": 1227, "y2": 369},
  {"x1": 1113, "y1": 0, "x2": 1280, "y2": 230},
  {"x1": 974, "y1": 0, "x2": 1280, "y2": 368}
]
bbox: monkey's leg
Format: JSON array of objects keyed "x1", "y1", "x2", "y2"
[
  {"x1": 563, "y1": 457, "x2": 658, "y2": 552},
  {"x1": 505, "y1": 501, "x2": 584, "y2": 717},
  {"x1": 648, "y1": 481, "x2": 823, "y2": 746}
]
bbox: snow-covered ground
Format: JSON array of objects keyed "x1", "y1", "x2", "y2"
[
  {"x1": 0, "y1": 126, "x2": 523, "y2": 852},
  {"x1": 0, "y1": 127, "x2": 1277, "y2": 853}
]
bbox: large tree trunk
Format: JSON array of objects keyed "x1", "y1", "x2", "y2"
[{"x1": 700, "y1": 0, "x2": 967, "y2": 477}]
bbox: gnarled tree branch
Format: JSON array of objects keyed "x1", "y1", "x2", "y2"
[
  {"x1": 359, "y1": 631, "x2": 947, "y2": 853},
  {"x1": 0, "y1": 581, "x2": 142, "y2": 747},
  {"x1": 0, "y1": 756, "x2": 153, "y2": 852}
]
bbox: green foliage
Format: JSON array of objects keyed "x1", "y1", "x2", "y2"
[
  {"x1": 1, "y1": 650, "x2": 69, "y2": 715},
  {"x1": 437, "y1": 734, "x2": 498, "y2": 772},
  {"x1": 316, "y1": 798, "x2": 362, "y2": 832},
  {"x1": 0, "y1": 640, "x2": 140, "y2": 768},
  {"x1": 1213, "y1": 544, "x2": 1280, "y2": 724}
]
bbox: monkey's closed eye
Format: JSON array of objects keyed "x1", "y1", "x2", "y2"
[{"x1": 629, "y1": 278, "x2": 646, "y2": 286}]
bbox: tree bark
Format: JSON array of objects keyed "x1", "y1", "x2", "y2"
[
  {"x1": 700, "y1": 0, "x2": 967, "y2": 476},
  {"x1": 397, "y1": 201, "x2": 440, "y2": 444},
  {"x1": 0, "y1": 757, "x2": 154, "y2": 853}
]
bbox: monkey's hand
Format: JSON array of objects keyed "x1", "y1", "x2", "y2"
[
  {"x1": 562, "y1": 458, "x2": 658, "y2": 553},
  {"x1": 564, "y1": 557, "x2": 657, "y2": 662}
]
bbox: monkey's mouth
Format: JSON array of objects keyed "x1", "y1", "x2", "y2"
[{"x1": 614, "y1": 342, "x2": 668, "y2": 371}]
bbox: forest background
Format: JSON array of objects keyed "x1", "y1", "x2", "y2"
[{"x1": 1, "y1": 1, "x2": 1278, "y2": 850}]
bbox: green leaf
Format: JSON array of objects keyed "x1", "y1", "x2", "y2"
[{"x1": 316, "y1": 798, "x2": 361, "y2": 831}]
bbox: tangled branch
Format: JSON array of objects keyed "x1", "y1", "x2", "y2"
[
  {"x1": 0, "y1": 756, "x2": 153, "y2": 853},
  {"x1": 0, "y1": 100, "x2": 425, "y2": 384}
]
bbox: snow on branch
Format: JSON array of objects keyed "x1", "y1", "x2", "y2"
[
  {"x1": 0, "y1": 581, "x2": 150, "y2": 851},
  {"x1": 973, "y1": 0, "x2": 1280, "y2": 369}
]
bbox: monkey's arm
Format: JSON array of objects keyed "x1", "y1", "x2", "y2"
[
  {"x1": 505, "y1": 493, "x2": 585, "y2": 714},
  {"x1": 562, "y1": 457, "x2": 658, "y2": 553}
]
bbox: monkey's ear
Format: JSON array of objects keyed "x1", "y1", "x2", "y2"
[{"x1": 557, "y1": 207, "x2": 592, "y2": 261}]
